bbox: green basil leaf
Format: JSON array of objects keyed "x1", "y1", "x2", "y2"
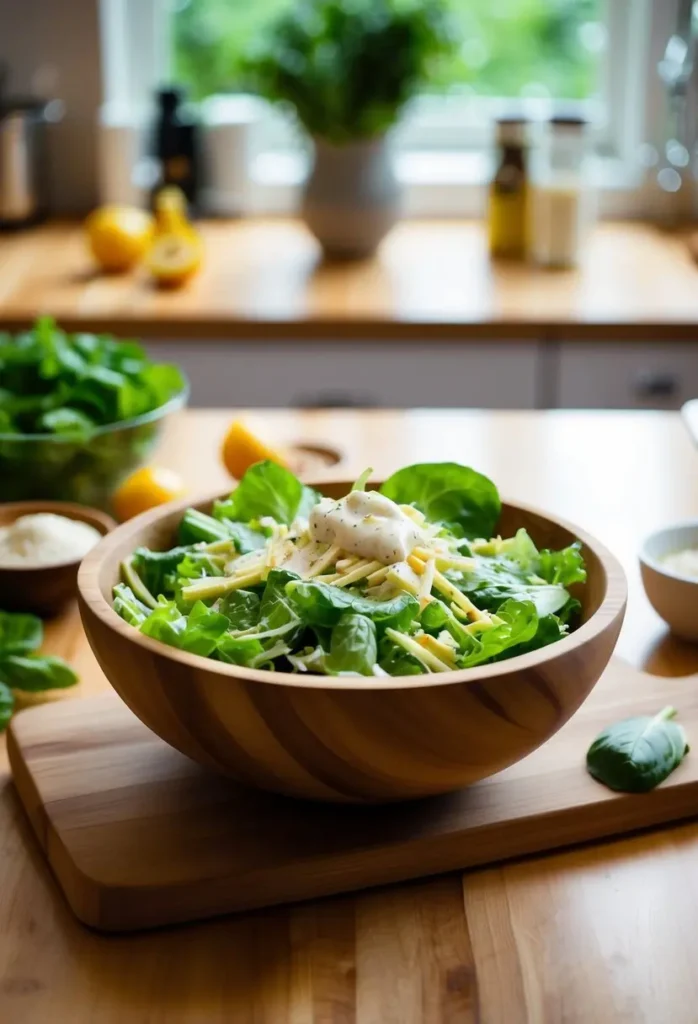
[
  {"x1": 0, "y1": 611, "x2": 43, "y2": 656},
  {"x1": 0, "y1": 681, "x2": 14, "y2": 732},
  {"x1": 586, "y1": 706, "x2": 689, "y2": 793},
  {"x1": 0, "y1": 654, "x2": 78, "y2": 691}
]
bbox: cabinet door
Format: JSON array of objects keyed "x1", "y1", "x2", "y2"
[
  {"x1": 556, "y1": 342, "x2": 698, "y2": 409},
  {"x1": 148, "y1": 340, "x2": 540, "y2": 409}
]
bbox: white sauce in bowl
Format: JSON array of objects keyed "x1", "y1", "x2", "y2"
[{"x1": 660, "y1": 547, "x2": 698, "y2": 580}]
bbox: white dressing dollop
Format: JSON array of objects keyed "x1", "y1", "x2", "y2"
[{"x1": 309, "y1": 491, "x2": 424, "y2": 565}]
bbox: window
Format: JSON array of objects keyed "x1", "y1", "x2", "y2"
[
  {"x1": 172, "y1": 0, "x2": 603, "y2": 103},
  {"x1": 102, "y1": 0, "x2": 664, "y2": 214}
]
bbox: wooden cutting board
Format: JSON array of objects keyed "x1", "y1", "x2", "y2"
[{"x1": 8, "y1": 657, "x2": 698, "y2": 934}]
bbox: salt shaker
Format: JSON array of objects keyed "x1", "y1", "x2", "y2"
[{"x1": 530, "y1": 116, "x2": 593, "y2": 269}]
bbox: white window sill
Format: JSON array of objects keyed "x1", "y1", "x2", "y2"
[{"x1": 244, "y1": 150, "x2": 647, "y2": 218}]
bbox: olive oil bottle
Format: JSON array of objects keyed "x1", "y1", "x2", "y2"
[{"x1": 488, "y1": 118, "x2": 529, "y2": 260}]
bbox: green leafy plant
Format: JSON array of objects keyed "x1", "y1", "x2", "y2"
[
  {"x1": 112, "y1": 459, "x2": 586, "y2": 677},
  {"x1": 586, "y1": 707, "x2": 689, "y2": 793},
  {"x1": 0, "y1": 318, "x2": 188, "y2": 506},
  {"x1": 244, "y1": 0, "x2": 456, "y2": 143},
  {"x1": 0, "y1": 318, "x2": 185, "y2": 437},
  {"x1": 0, "y1": 610, "x2": 78, "y2": 731}
]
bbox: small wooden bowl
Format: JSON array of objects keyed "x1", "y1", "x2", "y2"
[
  {"x1": 0, "y1": 501, "x2": 115, "y2": 616},
  {"x1": 78, "y1": 483, "x2": 627, "y2": 803}
]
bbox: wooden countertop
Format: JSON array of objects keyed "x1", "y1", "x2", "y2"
[
  {"x1": 1, "y1": 220, "x2": 698, "y2": 340},
  {"x1": 2, "y1": 408, "x2": 698, "y2": 1022}
]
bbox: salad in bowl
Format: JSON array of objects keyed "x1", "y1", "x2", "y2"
[{"x1": 112, "y1": 460, "x2": 586, "y2": 677}]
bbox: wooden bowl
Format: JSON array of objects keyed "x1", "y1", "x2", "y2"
[
  {"x1": 78, "y1": 483, "x2": 627, "y2": 803},
  {"x1": 0, "y1": 501, "x2": 115, "y2": 616}
]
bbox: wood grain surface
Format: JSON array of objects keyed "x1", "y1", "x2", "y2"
[
  {"x1": 1, "y1": 220, "x2": 698, "y2": 340},
  {"x1": 8, "y1": 658, "x2": 698, "y2": 932},
  {"x1": 77, "y1": 488, "x2": 625, "y2": 801},
  {"x1": 2, "y1": 409, "x2": 698, "y2": 1023}
]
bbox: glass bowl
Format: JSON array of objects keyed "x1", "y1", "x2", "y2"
[{"x1": 0, "y1": 385, "x2": 189, "y2": 510}]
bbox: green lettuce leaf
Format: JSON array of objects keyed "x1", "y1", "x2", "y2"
[
  {"x1": 458, "y1": 599, "x2": 539, "y2": 668},
  {"x1": 113, "y1": 583, "x2": 151, "y2": 626},
  {"x1": 379, "y1": 462, "x2": 500, "y2": 538},
  {"x1": 140, "y1": 599, "x2": 231, "y2": 657},
  {"x1": 537, "y1": 541, "x2": 587, "y2": 586}
]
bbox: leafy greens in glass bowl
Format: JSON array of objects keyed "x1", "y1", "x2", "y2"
[
  {"x1": 0, "y1": 318, "x2": 188, "y2": 508},
  {"x1": 113, "y1": 460, "x2": 587, "y2": 677}
]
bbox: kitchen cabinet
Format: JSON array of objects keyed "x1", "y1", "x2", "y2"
[
  {"x1": 148, "y1": 340, "x2": 541, "y2": 409},
  {"x1": 555, "y1": 341, "x2": 698, "y2": 409}
]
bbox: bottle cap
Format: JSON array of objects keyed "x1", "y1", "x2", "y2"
[{"x1": 496, "y1": 118, "x2": 528, "y2": 147}]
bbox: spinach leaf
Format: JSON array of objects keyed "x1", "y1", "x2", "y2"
[
  {"x1": 326, "y1": 614, "x2": 377, "y2": 676},
  {"x1": 586, "y1": 707, "x2": 689, "y2": 793},
  {"x1": 379, "y1": 462, "x2": 500, "y2": 538},
  {"x1": 287, "y1": 580, "x2": 419, "y2": 633},
  {"x1": 458, "y1": 599, "x2": 539, "y2": 668},
  {"x1": 218, "y1": 589, "x2": 261, "y2": 630},
  {"x1": 0, "y1": 681, "x2": 14, "y2": 732},
  {"x1": 113, "y1": 583, "x2": 151, "y2": 627},
  {"x1": 378, "y1": 635, "x2": 426, "y2": 676},
  {"x1": 132, "y1": 546, "x2": 192, "y2": 597},
  {"x1": 0, "y1": 654, "x2": 78, "y2": 691},
  {"x1": 0, "y1": 611, "x2": 43, "y2": 655},
  {"x1": 215, "y1": 461, "x2": 320, "y2": 526},
  {"x1": 451, "y1": 550, "x2": 571, "y2": 619}
]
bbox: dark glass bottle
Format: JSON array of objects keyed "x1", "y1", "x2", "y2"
[
  {"x1": 488, "y1": 118, "x2": 529, "y2": 260},
  {"x1": 152, "y1": 87, "x2": 200, "y2": 211}
]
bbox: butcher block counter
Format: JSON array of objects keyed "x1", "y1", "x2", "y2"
[
  {"x1": 0, "y1": 219, "x2": 697, "y2": 341},
  {"x1": 2, "y1": 407, "x2": 698, "y2": 1023}
]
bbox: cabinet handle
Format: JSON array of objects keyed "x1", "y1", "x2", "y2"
[{"x1": 633, "y1": 371, "x2": 679, "y2": 399}]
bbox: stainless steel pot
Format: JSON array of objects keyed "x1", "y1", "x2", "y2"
[{"x1": 0, "y1": 98, "x2": 48, "y2": 229}]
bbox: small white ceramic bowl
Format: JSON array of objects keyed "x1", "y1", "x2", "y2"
[{"x1": 640, "y1": 520, "x2": 698, "y2": 640}]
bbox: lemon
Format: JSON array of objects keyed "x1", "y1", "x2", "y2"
[
  {"x1": 112, "y1": 466, "x2": 186, "y2": 522},
  {"x1": 154, "y1": 185, "x2": 192, "y2": 235},
  {"x1": 147, "y1": 233, "x2": 203, "y2": 289},
  {"x1": 85, "y1": 205, "x2": 154, "y2": 273},
  {"x1": 221, "y1": 419, "x2": 289, "y2": 480}
]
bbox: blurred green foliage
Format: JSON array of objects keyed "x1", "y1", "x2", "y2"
[
  {"x1": 241, "y1": 0, "x2": 454, "y2": 142},
  {"x1": 172, "y1": 0, "x2": 601, "y2": 103}
]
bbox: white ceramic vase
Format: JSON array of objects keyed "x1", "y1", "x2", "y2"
[{"x1": 302, "y1": 136, "x2": 401, "y2": 258}]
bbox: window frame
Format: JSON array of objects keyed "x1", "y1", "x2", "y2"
[{"x1": 100, "y1": 0, "x2": 681, "y2": 218}]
